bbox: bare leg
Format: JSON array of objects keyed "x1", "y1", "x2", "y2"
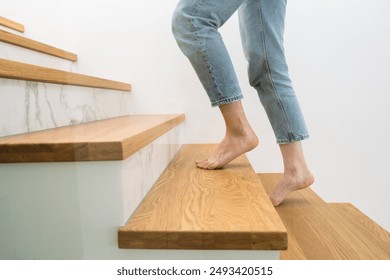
[
  {"x1": 269, "y1": 142, "x2": 315, "y2": 206},
  {"x1": 196, "y1": 101, "x2": 259, "y2": 169}
]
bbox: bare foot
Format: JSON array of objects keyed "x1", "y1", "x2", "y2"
[
  {"x1": 269, "y1": 171, "x2": 315, "y2": 206},
  {"x1": 196, "y1": 131, "x2": 258, "y2": 170}
]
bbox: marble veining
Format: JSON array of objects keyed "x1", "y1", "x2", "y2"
[
  {"x1": 0, "y1": 43, "x2": 132, "y2": 137},
  {"x1": 121, "y1": 124, "x2": 183, "y2": 220},
  {"x1": 0, "y1": 77, "x2": 132, "y2": 137}
]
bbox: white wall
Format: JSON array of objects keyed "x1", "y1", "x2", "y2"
[{"x1": 2, "y1": 0, "x2": 389, "y2": 231}]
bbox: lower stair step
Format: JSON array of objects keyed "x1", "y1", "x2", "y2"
[
  {"x1": 118, "y1": 144, "x2": 287, "y2": 250},
  {"x1": 329, "y1": 203, "x2": 390, "y2": 253},
  {"x1": 258, "y1": 173, "x2": 390, "y2": 260}
]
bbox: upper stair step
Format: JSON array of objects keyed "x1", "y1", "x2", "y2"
[
  {"x1": 0, "y1": 114, "x2": 185, "y2": 163},
  {"x1": 258, "y1": 173, "x2": 390, "y2": 260},
  {"x1": 0, "y1": 16, "x2": 24, "y2": 32},
  {"x1": 0, "y1": 58, "x2": 131, "y2": 91},
  {"x1": 118, "y1": 144, "x2": 287, "y2": 250},
  {"x1": 0, "y1": 29, "x2": 77, "y2": 61}
]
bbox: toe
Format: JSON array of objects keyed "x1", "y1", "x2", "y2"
[
  {"x1": 195, "y1": 158, "x2": 207, "y2": 164},
  {"x1": 196, "y1": 160, "x2": 209, "y2": 169},
  {"x1": 206, "y1": 161, "x2": 221, "y2": 170}
]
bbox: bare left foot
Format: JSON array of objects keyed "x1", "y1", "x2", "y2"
[
  {"x1": 196, "y1": 100, "x2": 258, "y2": 169},
  {"x1": 196, "y1": 130, "x2": 258, "y2": 170},
  {"x1": 269, "y1": 170, "x2": 315, "y2": 206}
]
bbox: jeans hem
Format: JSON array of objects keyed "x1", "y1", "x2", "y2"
[
  {"x1": 211, "y1": 94, "x2": 244, "y2": 107},
  {"x1": 277, "y1": 134, "x2": 309, "y2": 145}
]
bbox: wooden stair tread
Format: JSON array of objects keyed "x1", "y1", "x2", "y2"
[
  {"x1": 329, "y1": 203, "x2": 390, "y2": 252},
  {"x1": 0, "y1": 58, "x2": 131, "y2": 91},
  {"x1": 0, "y1": 16, "x2": 24, "y2": 32},
  {"x1": 0, "y1": 114, "x2": 185, "y2": 163},
  {"x1": 0, "y1": 29, "x2": 77, "y2": 61},
  {"x1": 118, "y1": 144, "x2": 287, "y2": 250},
  {"x1": 258, "y1": 173, "x2": 390, "y2": 260}
]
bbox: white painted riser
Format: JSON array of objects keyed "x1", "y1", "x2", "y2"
[{"x1": 0, "y1": 125, "x2": 182, "y2": 259}]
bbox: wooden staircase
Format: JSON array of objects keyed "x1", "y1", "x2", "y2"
[{"x1": 258, "y1": 173, "x2": 390, "y2": 260}]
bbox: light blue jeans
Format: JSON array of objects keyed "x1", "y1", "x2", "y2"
[{"x1": 172, "y1": 0, "x2": 309, "y2": 144}]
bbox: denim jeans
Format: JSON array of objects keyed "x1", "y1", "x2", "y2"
[{"x1": 172, "y1": 0, "x2": 309, "y2": 144}]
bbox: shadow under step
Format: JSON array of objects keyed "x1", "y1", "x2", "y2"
[
  {"x1": 258, "y1": 173, "x2": 390, "y2": 260},
  {"x1": 118, "y1": 144, "x2": 287, "y2": 251},
  {"x1": 0, "y1": 114, "x2": 185, "y2": 163}
]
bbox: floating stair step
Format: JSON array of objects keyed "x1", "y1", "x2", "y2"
[
  {"x1": 0, "y1": 114, "x2": 185, "y2": 163},
  {"x1": 0, "y1": 29, "x2": 77, "y2": 61},
  {"x1": 0, "y1": 58, "x2": 131, "y2": 91},
  {"x1": 258, "y1": 173, "x2": 390, "y2": 260},
  {"x1": 0, "y1": 16, "x2": 24, "y2": 32},
  {"x1": 118, "y1": 144, "x2": 287, "y2": 250}
]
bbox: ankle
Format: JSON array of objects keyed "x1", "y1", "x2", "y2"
[
  {"x1": 283, "y1": 168, "x2": 314, "y2": 187},
  {"x1": 226, "y1": 124, "x2": 252, "y2": 137}
]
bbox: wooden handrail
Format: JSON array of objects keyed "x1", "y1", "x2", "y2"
[
  {"x1": 0, "y1": 16, "x2": 24, "y2": 32},
  {"x1": 0, "y1": 29, "x2": 77, "y2": 61},
  {"x1": 0, "y1": 58, "x2": 131, "y2": 91}
]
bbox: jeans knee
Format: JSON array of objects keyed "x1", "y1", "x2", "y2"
[
  {"x1": 247, "y1": 57, "x2": 267, "y2": 88},
  {"x1": 171, "y1": 5, "x2": 191, "y2": 44},
  {"x1": 247, "y1": 52, "x2": 291, "y2": 90},
  {"x1": 172, "y1": 4, "x2": 207, "y2": 59}
]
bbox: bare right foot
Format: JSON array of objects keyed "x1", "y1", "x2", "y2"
[{"x1": 196, "y1": 130, "x2": 258, "y2": 170}]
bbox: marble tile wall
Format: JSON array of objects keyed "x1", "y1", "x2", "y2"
[{"x1": 0, "y1": 41, "x2": 132, "y2": 138}]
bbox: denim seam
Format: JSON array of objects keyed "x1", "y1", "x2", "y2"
[
  {"x1": 201, "y1": 48, "x2": 225, "y2": 101},
  {"x1": 190, "y1": 0, "x2": 241, "y2": 107},
  {"x1": 190, "y1": 0, "x2": 224, "y2": 104},
  {"x1": 257, "y1": 1, "x2": 294, "y2": 141},
  {"x1": 211, "y1": 94, "x2": 244, "y2": 107},
  {"x1": 277, "y1": 134, "x2": 310, "y2": 144}
]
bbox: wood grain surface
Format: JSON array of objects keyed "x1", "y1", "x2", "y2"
[
  {"x1": 0, "y1": 114, "x2": 184, "y2": 163},
  {"x1": 329, "y1": 203, "x2": 390, "y2": 253},
  {"x1": 0, "y1": 29, "x2": 77, "y2": 61},
  {"x1": 0, "y1": 58, "x2": 131, "y2": 91},
  {"x1": 258, "y1": 173, "x2": 390, "y2": 260},
  {"x1": 0, "y1": 16, "x2": 24, "y2": 32},
  {"x1": 118, "y1": 144, "x2": 287, "y2": 250}
]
